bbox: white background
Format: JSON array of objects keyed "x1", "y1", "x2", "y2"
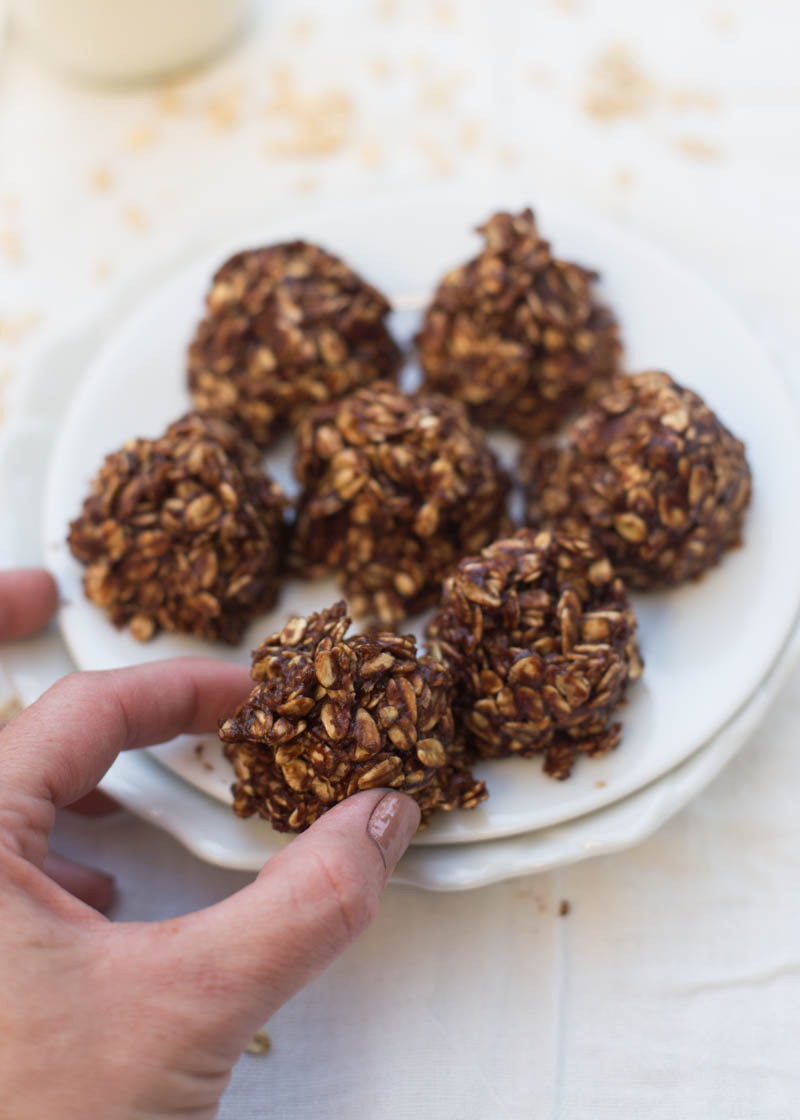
[{"x1": 3, "y1": 1, "x2": 800, "y2": 1116}]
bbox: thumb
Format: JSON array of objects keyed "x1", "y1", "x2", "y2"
[{"x1": 148, "y1": 789, "x2": 419, "y2": 1050}]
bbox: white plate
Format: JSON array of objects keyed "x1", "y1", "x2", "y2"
[
  {"x1": 39, "y1": 185, "x2": 800, "y2": 845},
  {"x1": 2, "y1": 233, "x2": 798, "y2": 888}
]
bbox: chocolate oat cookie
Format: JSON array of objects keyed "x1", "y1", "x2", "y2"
[
  {"x1": 219, "y1": 602, "x2": 487, "y2": 831},
  {"x1": 291, "y1": 382, "x2": 511, "y2": 625},
  {"x1": 188, "y1": 241, "x2": 402, "y2": 448},
  {"x1": 427, "y1": 529, "x2": 642, "y2": 778},
  {"x1": 521, "y1": 371, "x2": 752, "y2": 588},
  {"x1": 67, "y1": 413, "x2": 286, "y2": 643},
  {"x1": 416, "y1": 208, "x2": 621, "y2": 436}
]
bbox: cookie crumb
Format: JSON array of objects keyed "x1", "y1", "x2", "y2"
[
  {"x1": 125, "y1": 123, "x2": 157, "y2": 151},
  {"x1": 0, "y1": 228, "x2": 23, "y2": 264},
  {"x1": 710, "y1": 9, "x2": 734, "y2": 32},
  {"x1": 0, "y1": 696, "x2": 23, "y2": 725},
  {"x1": 206, "y1": 89, "x2": 242, "y2": 131},
  {"x1": 368, "y1": 55, "x2": 392, "y2": 81},
  {"x1": 245, "y1": 1030, "x2": 271, "y2": 1055},
  {"x1": 559, "y1": 900, "x2": 571, "y2": 917},
  {"x1": 89, "y1": 166, "x2": 114, "y2": 193},
  {"x1": 121, "y1": 205, "x2": 149, "y2": 232},
  {"x1": 290, "y1": 16, "x2": 314, "y2": 43},
  {"x1": 375, "y1": 0, "x2": 398, "y2": 19},
  {"x1": 155, "y1": 85, "x2": 184, "y2": 115},
  {"x1": 676, "y1": 135, "x2": 722, "y2": 161},
  {"x1": 432, "y1": 2, "x2": 456, "y2": 26},
  {"x1": 459, "y1": 119, "x2": 482, "y2": 150}
]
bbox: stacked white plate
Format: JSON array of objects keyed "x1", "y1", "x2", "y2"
[{"x1": 4, "y1": 185, "x2": 800, "y2": 889}]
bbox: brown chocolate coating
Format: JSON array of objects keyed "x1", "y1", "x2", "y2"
[
  {"x1": 427, "y1": 529, "x2": 642, "y2": 778},
  {"x1": 219, "y1": 602, "x2": 487, "y2": 831},
  {"x1": 291, "y1": 383, "x2": 512, "y2": 624},
  {"x1": 416, "y1": 209, "x2": 621, "y2": 436},
  {"x1": 188, "y1": 241, "x2": 403, "y2": 448},
  {"x1": 521, "y1": 371, "x2": 752, "y2": 588},
  {"x1": 68, "y1": 413, "x2": 286, "y2": 644}
]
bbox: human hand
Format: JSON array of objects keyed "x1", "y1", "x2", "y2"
[{"x1": 0, "y1": 570, "x2": 420, "y2": 1119}]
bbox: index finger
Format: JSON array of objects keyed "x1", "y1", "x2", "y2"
[
  {"x1": 0, "y1": 658, "x2": 252, "y2": 809},
  {"x1": 0, "y1": 569, "x2": 59, "y2": 640}
]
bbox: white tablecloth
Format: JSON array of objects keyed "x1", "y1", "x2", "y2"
[{"x1": 4, "y1": 1, "x2": 800, "y2": 1115}]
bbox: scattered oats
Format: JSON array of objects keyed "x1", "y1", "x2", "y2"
[
  {"x1": 614, "y1": 167, "x2": 634, "y2": 189},
  {"x1": 554, "y1": 0, "x2": 581, "y2": 10},
  {"x1": 415, "y1": 135, "x2": 454, "y2": 178},
  {"x1": 0, "y1": 228, "x2": 23, "y2": 265},
  {"x1": 265, "y1": 68, "x2": 295, "y2": 114},
  {"x1": 528, "y1": 65, "x2": 552, "y2": 88},
  {"x1": 265, "y1": 71, "x2": 354, "y2": 157},
  {"x1": 89, "y1": 166, "x2": 114, "y2": 193},
  {"x1": 125, "y1": 123, "x2": 157, "y2": 151},
  {"x1": 206, "y1": 88, "x2": 242, "y2": 131},
  {"x1": 375, "y1": 0, "x2": 398, "y2": 18},
  {"x1": 1, "y1": 195, "x2": 19, "y2": 214},
  {"x1": 121, "y1": 205, "x2": 149, "y2": 231},
  {"x1": 595, "y1": 779, "x2": 607, "y2": 787},
  {"x1": 676, "y1": 135, "x2": 722, "y2": 161},
  {"x1": 155, "y1": 85, "x2": 184, "y2": 115},
  {"x1": 358, "y1": 139, "x2": 385, "y2": 169},
  {"x1": 290, "y1": 15, "x2": 314, "y2": 42},
  {"x1": 244, "y1": 1030, "x2": 272, "y2": 1056},
  {"x1": 559, "y1": 900, "x2": 571, "y2": 917},
  {"x1": 459, "y1": 119, "x2": 482, "y2": 149},
  {"x1": 293, "y1": 176, "x2": 320, "y2": 194},
  {"x1": 368, "y1": 55, "x2": 392, "y2": 80},
  {"x1": 496, "y1": 144, "x2": 519, "y2": 167},
  {"x1": 92, "y1": 259, "x2": 113, "y2": 282},
  {"x1": 583, "y1": 44, "x2": 655, "y2": 121},
  {"x1": 710, "y1": 9, "x2": 734, "y2": 32},
  {"x1": 670, "y1": 88, "x2": 719, "y2": 111},
  {"x1": 432, "y1": 1, "x2": 456, "y2": 25},
  {"x1": 419, "y1": 73, "x2": 463, "y2": 111},
  {"x1": 0, "y1": 312, "x2": 42, "y2": 344}
]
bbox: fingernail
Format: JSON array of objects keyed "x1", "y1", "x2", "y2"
[{"x1": 367, "y1": 792, "x2": 421, "y2": 872}]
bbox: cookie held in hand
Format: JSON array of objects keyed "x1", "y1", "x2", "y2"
[{"x1": 220, "y1": 603, "x2": 487, "y2": 831}]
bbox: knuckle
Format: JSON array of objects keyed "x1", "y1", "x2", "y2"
[{"x1": 307, "y1": 845, "x2": 379, "y2": 943}]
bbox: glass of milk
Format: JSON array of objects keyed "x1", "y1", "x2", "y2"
[{"x1": 12, "y1": 0, "x2": 254, "y2": 84}]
